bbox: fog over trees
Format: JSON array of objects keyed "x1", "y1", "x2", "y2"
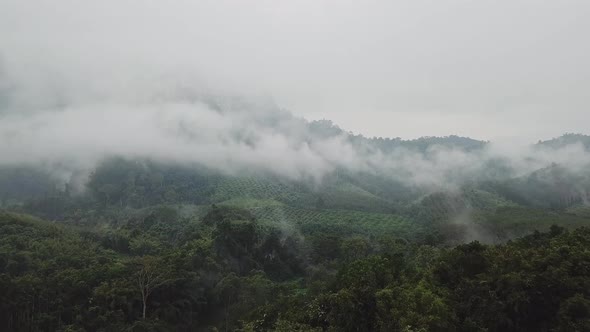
[{"x1": 2, "y1": 1, "x2": 590, "y2": 331}]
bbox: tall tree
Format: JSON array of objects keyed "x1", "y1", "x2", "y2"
[{"x1": 134, "y1": 256, "x2": 172, "y2": 319}]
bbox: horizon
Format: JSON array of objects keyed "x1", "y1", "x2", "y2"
[{"x1": 302, "y1": 117, "x2": 590, "y2": 143}]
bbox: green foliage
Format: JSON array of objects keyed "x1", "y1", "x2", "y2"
[
  {"x1": 5, "y1": 140, "x2": 590, "y2": 331},
  {"x1": 87, "y1": 157, "x2": 222, "y2": 208},
  {"x1": 3, "y1": 205, "x2": 590, "y2": 331},
  {"x1": 0, "y1": 167, "x2": 58, "y2": 205}
]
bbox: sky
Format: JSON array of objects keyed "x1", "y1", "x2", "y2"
[{"x1": 1, "y1": 0, "x2": 589, "y2": 141}]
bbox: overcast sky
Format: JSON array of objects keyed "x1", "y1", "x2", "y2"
[{"x1": 1, "y1": 0, "x2": 589, "y2": 141}]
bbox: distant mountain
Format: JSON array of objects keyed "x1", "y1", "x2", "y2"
[
  {"x1": 308, "y1": 119, "x2": 488, "y2": 152},
  {"x1": 536, "y1": 133, "x2": 590, "y2": 150}
]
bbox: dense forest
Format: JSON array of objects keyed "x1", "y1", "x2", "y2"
[
  {"x1": 2, "y1": 208, "x2": 590, "y2": 331},
  {"x1": 3, "y1": 0, "x2": 590, "y2": 329},
  {"x1": 1, "y1": 133, "x2": 590, "y2": 331}
]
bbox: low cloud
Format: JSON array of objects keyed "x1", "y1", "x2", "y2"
[{"x1": 1, "y1": 71, "x2": 590, "y2": 192}]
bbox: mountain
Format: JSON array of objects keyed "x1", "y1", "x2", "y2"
[
  {"x1": 2, "y1": 107, "x2": 590, "y2": 330},
  {"x1": 1, "y1": 127, "x2": 589, "y2": 245},
  {"x1": 537, "y1": 133, "x2": 590, "y2": 150}
]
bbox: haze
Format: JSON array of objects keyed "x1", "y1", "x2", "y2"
[{"x1": 1, "y1": 0, "x2": 589, "y2": 140}]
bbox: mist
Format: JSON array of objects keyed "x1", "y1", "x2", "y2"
[
  {"x1": 1, "y1": 0, "x2": 590, "y2": 189},
  {"x1": 4, "y1": 3, "x2": 590, "y2": 331},
  {"x1": 1, "y1": 72, "x2": 589, "y2": 191},
  {"x1": 2, "y1": 0, "x2": 590, "y2": 139}
]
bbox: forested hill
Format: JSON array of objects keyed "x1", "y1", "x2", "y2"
[
  {"x1": 309, "y1": 119, "x2": 488, "y2": 152},
  {"x1": 537, "y1": 133, "x2": 590, "y2": 150},
  {"x1": 2, "y1": 0, "x2": 589, "y2": 329},
  {"x1": 1, "y1": 134, "x2": 590, "y2": 244},
  {"x1": 1, "y1": 131, "x2": 590, "y2": 331}
]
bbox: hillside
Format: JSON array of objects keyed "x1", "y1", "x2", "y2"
[
  {"x1": 2, "y1": 133, "x2": 590, "y2": 331},
  {"x1": 2, "y1": 133, "x2": 590, "y2": 241}
]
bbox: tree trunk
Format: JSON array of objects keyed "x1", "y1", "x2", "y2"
[{"x1": 142, "y1": 297, "x2": 147, "y2": 319}]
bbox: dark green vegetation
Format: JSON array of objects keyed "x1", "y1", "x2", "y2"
[
  {"x1": 1, "y1": 133, "x2": 590, "y2": 331},
  {"x1": 2, "y1": 208, "x2": 590, "y2": 332}
]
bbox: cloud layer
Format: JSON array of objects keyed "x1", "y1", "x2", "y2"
[
  {"x1": 1, "y1": 0, "x2": 589, "y2": 139},
  {"x1": 1, "y1": 1, "x2": 590, "y2": 189},
  {"x1": 1, "y1": 74, "x2": 589, "y2": 190}
]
